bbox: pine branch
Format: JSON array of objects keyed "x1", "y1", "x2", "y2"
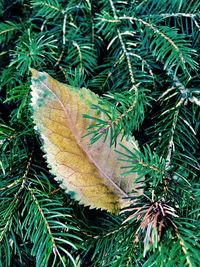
[
  {"x1": 120, "y1": 16, "x2": 198, "y2": 76},
  {"x1": 176, "y1": 233, "x2": 193, "y2": 267},
  {"x1": 0, "y1": 21, "x2": 19, "y2": 43},
  {"x1": 0, "y1": 151, "x2": 33, "y2": 266},
  {"x1": 0, "y1": 0, "x2": 199, "y2": 265},
  {"x1": 31, "y1": 0, "x2": 64, "y2": 18}
]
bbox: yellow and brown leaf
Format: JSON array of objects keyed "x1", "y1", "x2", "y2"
[{"x1": 30, "y1": 69, "x2": 141, "y2": 213}]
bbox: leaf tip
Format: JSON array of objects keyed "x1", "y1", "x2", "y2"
[{"x1": 30, "y1": 68, "x2": 38, "y2": 78}]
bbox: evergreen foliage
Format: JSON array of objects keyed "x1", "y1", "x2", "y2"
[{"x1": 0, "y1": 0, "x2": 199, "y2": 266}]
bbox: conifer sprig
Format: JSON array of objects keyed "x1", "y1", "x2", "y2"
[{"x1": 0, "y1": 0, "x2": 199, "y2": 266}]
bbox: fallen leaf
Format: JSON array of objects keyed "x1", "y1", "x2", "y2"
[{"x1": 30, "y1": 69, "x2": 141, "y2": 213}]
